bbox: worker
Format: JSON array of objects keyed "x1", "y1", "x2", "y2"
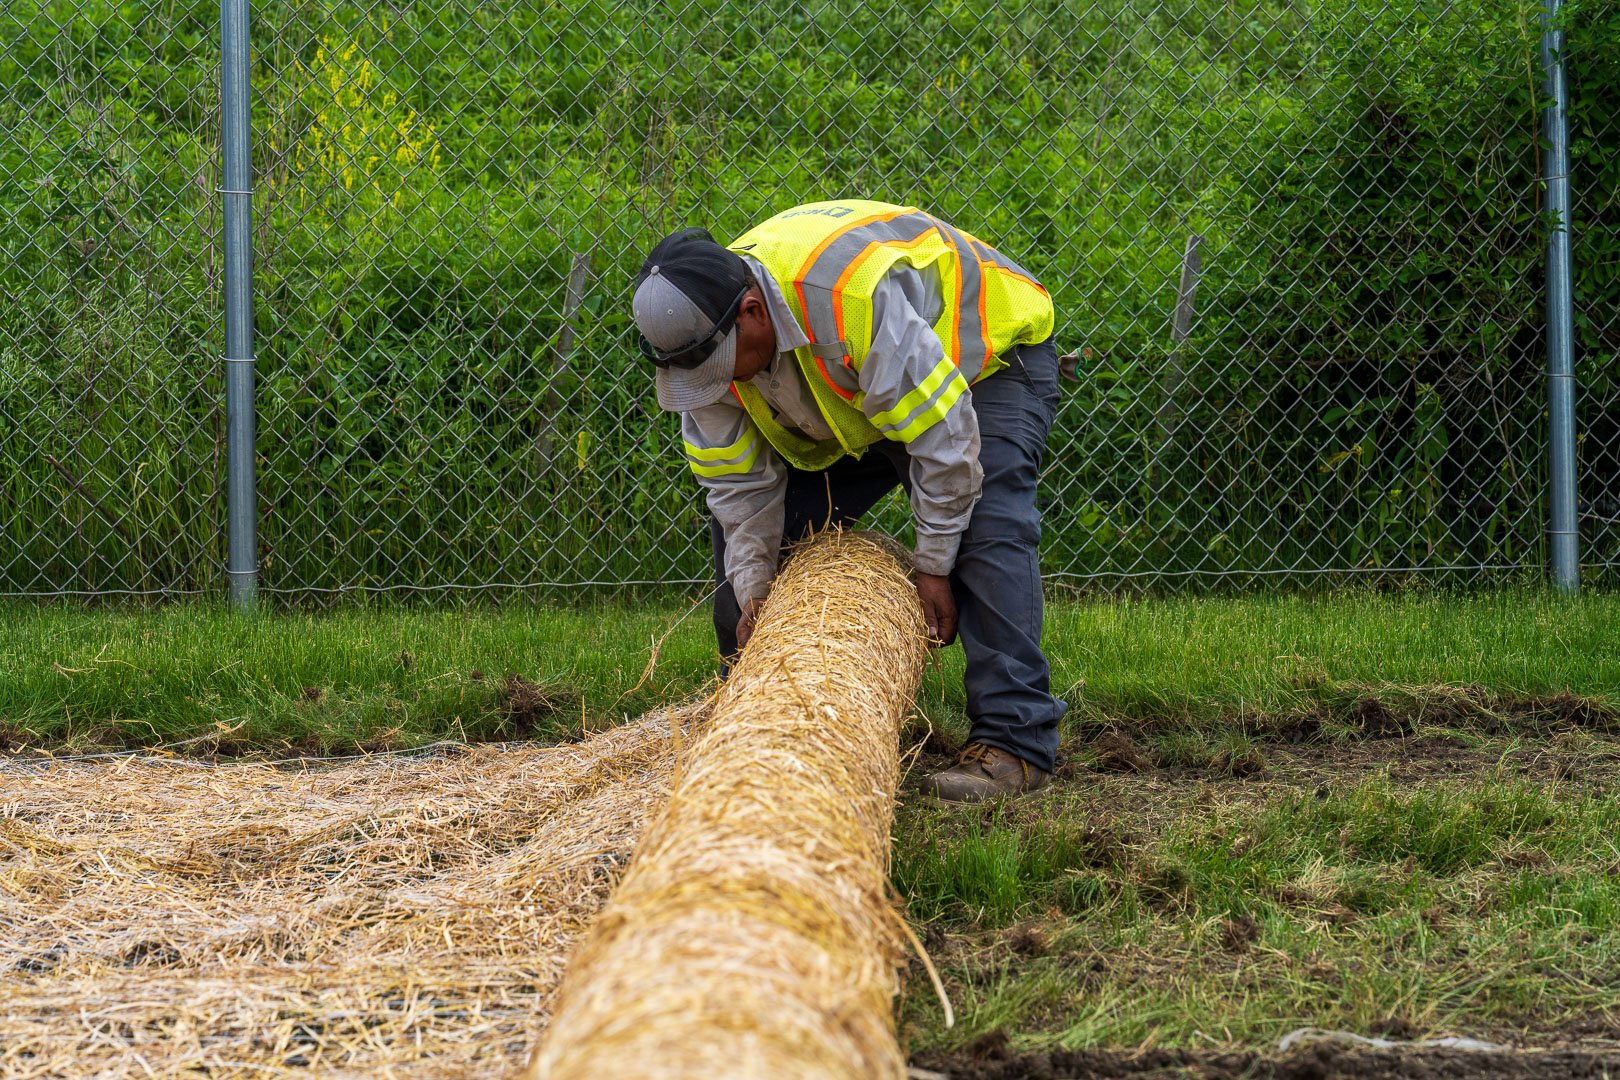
[{"x1": 631, "y1": 199, "x2": 1067, "y2": 803}]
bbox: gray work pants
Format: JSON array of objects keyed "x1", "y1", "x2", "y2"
[{"x1": 708, "y1": 339, "x2": 1068, "y2": 772}]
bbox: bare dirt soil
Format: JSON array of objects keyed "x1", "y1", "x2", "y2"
[
  {"x1": 907, "y1": 690, "x2": 1620, "y2": 792},
  {"x1": 912, "y1": 1041, "x2": 1620, "y2": 1079}
]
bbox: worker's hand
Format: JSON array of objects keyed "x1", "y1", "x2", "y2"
[
  {"x1": 736, "y1": 596, "x2": 766, "y2": 651},
  {"x1": 915, "y1": 572, "x2": 957, "y2": 647}
]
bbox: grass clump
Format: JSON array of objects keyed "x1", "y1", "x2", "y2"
[
  {"x1": 894, "y1": 809, "x2": 1126, "y2": 928},
  {"x1": 1282, "y1": 778, "x2": 1564, "y2": 874}
]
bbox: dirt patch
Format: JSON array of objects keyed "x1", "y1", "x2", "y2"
[
  {"x1": 1256, "y1": 730, "x2": 1620, "y2": 792},
  {"x1": 1092, "y1": 732, "x2": 1153, "y2": 773},
  {"x1": 1052, "y1": 693, "x2": 1620, "y2": 790},
  {"x1": 1497, "y1": 692, "x2": 1618, "y2": 733},
  {"x1": 902, "y1": 721, "x2": 965, "y2": 779},
  {"x1": 1222, "y1": 689, "x2": 1620, "y2": 748},
  {"x1": 1219, "y1": 913, "x2": 1260, "y2": 952},
  {"x1": 911, "y1": 1041, "x2": 1620, "y2": 1079},
  {"x1": 915, "y1": 690, "x2": 1618, "y2": 793},
  {"x1": 499, "y1": 672, "x2": 569, "y2": 736},
  {"x1": 1345, "y1": 695, "x2": 1412, "y2": 737}
]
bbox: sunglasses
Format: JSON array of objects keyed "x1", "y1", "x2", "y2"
[{"x1": 637, "y1": 282, "x2": 751, "y2": 370}]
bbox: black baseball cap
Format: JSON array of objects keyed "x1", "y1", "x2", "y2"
[{"x1": 632, "y1": 227, "x2": 753, "y2": 412}]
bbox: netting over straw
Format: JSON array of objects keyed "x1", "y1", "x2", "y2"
[
  {"x1": 526, "y1": 531, "x2": 929, "y2": 1080},
  {"x1": 0, "y1": 703, "x2": 704, "y2": 1078}
]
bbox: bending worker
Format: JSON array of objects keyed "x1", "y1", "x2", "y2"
[{"x1": 631, "y1": 199, "x2": 1067, "y2": 803}]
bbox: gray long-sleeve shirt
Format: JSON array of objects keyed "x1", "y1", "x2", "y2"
[{"x1": 681, "y1": 255, "x2": 982, "y2": 605}]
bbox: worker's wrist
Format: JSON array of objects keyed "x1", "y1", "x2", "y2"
[
  {"x1": 730, "y1": 568, "x2": 772, "y2": 609},
  {"x1": 911, "y1": 532, "x2": 961, "y2": 578}
]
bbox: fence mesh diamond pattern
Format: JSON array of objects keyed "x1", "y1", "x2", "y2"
[{"x1": 2, "y1": 0, "x2": 1615, "y2": 600}]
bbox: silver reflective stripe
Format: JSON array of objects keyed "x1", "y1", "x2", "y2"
[
  {"x1": 968, "y1": 235, "x2": 1043, "y2": 289},
  {"x1": 870, "y1": 355, "x2": 967, "y2": 441},
  {"x1": 684, "y1": 425, "x2": 763, "y2": 477},
  {"x1": 797, "y1": 211, "x2": 939, "y2": 369},
  {"x1": 927, "y1": 215, "x2": 993, "y2": 380}
]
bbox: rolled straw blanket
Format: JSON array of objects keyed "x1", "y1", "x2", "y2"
[{"x1": 523, "y1": 530, "x2": 928, "y2": 1080}]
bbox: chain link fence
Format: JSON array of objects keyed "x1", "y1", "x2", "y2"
[{"x1": 2, "y1": 0, "x2": 1615, "y2": 601}]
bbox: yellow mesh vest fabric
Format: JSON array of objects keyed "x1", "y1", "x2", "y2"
[{"x1": 724, "y1": 200, "x2": 1054, "y2": 472}]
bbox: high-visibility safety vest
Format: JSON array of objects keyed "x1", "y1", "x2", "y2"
[{"x1": 722, "y1": 199, "x2": 1054, "y2": 472}]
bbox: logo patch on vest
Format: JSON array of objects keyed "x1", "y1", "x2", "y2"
[{"x1": 778, "y1": 205, "x2": 857, "y2": 221}]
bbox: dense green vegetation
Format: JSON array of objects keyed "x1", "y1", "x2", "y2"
[{"x1": 1, "y1": 0, "x2": 1614, "y2": 597}]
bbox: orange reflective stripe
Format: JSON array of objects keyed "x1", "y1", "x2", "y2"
[
  {"x1": 792, "y1": 208, "x2": 911, "y2": 342},
  {"x1": 830, "y1": 228, "x2": 940, "y2": 362},
  {"x1": 971, "y1": 237, "x2": 1048, "y2": 295},
  {"x1": 996, "y1": 264, "x2": 1047, "y2": 294},
  {"x1": 929, "y1": 216, "x2": 994, "y2": 374},
  {"x1": 813, "y1": 353, "x2": 856, "y2": 400}
]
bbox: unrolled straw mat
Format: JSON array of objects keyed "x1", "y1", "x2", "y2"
[{"x1": 0, "y1": 704, "x2": 702, "y2": 1078}]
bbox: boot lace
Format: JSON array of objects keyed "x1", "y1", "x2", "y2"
[
  {"x1": 957, "y1": 743, "x2": 1030, "y2": 783},
  {"x1": 958, "y1": 743, "x2": 996, "y2": 766}
]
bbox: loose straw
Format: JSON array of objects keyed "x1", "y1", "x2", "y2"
[
  {"x1": 524, "y1": 530, "x2": 929, "y2": 1080},
  {"x1": 0, "y1": 705, "x2": 705, "y2": 1077}
]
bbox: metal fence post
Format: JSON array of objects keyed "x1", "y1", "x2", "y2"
[
  {"x1": 221, "y1": 0, "x2": 258, "y2": 609},
  {"x1": 1541, "y1": 0, "x2": 1579, "y2": 593}
]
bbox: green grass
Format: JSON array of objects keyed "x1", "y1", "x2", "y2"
[
  {"x1": 895, "y1": 768, "x2": 1620, "y2": 1054},
  {"x1": 1062, "y1": 589, "x2": 1620, "y2": 717},
  {"x1": 925, "y1": 590, "x2": 1620, "y2": 748},
  {"x1": 4, "y1": 590, "x2": 1619, "y2": 1053},
  {"x1": 0, "y1": 598, "x2": 720, "y2": 752},
  {"x1": 3, "y1": 589, "x2": 1616, "y2": 752}
]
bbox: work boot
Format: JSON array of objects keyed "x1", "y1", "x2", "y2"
[{"x1": 921, "y1": 743, "x2": 1051, "y2": 804}]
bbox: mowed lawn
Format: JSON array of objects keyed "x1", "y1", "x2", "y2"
[
  {"x1": 2, "y1": 590, "x2": 1615, "y2": 753},
  {"x1": 3, "y1": 590, "x2": 1618, "y2": 1053}
]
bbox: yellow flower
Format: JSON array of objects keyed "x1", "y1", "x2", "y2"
[{"x1": 286, "y1": 36, "x2": 444, "y2": 209}]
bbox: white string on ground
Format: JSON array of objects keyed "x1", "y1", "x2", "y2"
[{"x1": 1277, "y1": 1028, "x2": 1508, "y2": 1053}]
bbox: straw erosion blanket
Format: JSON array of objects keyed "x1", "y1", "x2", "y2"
[{"x1": 0, "y1": 704, "x2": 704, "y2": 1079}]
